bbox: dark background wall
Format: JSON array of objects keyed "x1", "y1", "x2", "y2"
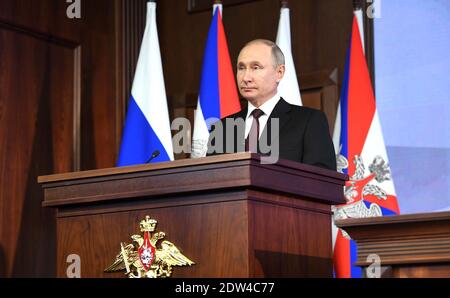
[{"x1": 0, "y1": 0, "x2": 357, "y2": 277}]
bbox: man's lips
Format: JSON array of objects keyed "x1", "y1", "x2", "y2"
[{"x1": 240, "y1": 87, "x2": 257, "y2": 92}]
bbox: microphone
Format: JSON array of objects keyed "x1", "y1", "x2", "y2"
[{"x1": 145, "y1": 150, "x2": 160, "y2": 163}]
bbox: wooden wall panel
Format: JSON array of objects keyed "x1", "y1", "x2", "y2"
[
  {"x1": 0, "y1": 0, "x2": 138, "y2": 277},
  {"x1": 0, "y1": 24, "x2": 76, "y2": 277},
  {"x1": 0, "y1": 0, "x2": 133, "y2": 169},
  {"x1": 79, "y1": 0, "x2": 121, "y2": 170}
]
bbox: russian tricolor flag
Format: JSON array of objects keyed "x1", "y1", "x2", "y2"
[
  {"x1": 117, "y1": 2, "x2": 174, "y2": 166},
  {"x1": 332, "y1": 13, "x2": 400, "y2": 278},
  {"x1": 191, "y1": 4, "x2": 241, "y2": 158}
]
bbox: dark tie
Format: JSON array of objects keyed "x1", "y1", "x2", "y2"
[{"x1": 245, "y1": 109, "x2": 264, "y2": 152}]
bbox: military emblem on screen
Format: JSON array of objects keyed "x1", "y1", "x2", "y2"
[{"x1": 104, "y1": 216, "x2": 194, "y2": 278}]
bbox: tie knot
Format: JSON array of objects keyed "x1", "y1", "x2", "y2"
[{"x1": 251, "y1": 109, "x2": 264, "y2": 119}]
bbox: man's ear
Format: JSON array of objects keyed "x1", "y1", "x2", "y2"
[{"x1": 276, "y1": 64, "x2": 285, "y2": 82}]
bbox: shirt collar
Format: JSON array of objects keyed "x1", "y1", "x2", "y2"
[{"x1": 246, "y1": 93, "x2": 280, "y2": 119}]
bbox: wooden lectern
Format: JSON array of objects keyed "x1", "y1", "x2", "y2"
[
  {"x1": 336, "y1": 211, "x2": 450, "y2": 277},
  {"x1": 39, "y1": 153, "x2": 346, "y2": 278}
]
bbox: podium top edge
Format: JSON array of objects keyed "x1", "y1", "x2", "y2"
[
  {"x1": 38, "y1": 152, "x2": 347, "y2": 184},
  {"x1": 335, "y1": 210, "x2": 450, "y2": 228}
]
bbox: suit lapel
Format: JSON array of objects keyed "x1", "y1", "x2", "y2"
[
  {"x1": 233, "y1": 107, "x2": 247, "y2": 120},
  {"x1": 260, "y1": 97, "x2": 291, "y2": 146},
  {"x1": 226, "y1": 107, "x2": 247, "y2": 152}
]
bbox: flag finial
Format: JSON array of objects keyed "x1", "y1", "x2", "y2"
[
  {"x1": 214, "y1": 0, "x2": 222, "y2": 4},
  {"x1": 281, "y1": 0, "x2": 289, "y2": 8}
]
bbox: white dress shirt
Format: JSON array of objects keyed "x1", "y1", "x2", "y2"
[{"x1": 245, "y1": 93, "x2": 281, "y2": 138}]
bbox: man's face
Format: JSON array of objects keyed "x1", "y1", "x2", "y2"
[{"x1": 236, "y1": 43, "x2": 285, "y2": 107}]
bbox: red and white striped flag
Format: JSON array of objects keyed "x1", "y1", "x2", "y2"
[{"x1": 332, "y1": 12, "x2": 400, "y2": 278}]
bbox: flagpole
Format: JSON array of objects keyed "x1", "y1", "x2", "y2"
[{"x1": 281, "y1": 0, "x2": 288, "y2": 8}]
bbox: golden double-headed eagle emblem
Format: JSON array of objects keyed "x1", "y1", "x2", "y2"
[{"x1": 104, "y1": 216, "x2": 194, "y2": 278}]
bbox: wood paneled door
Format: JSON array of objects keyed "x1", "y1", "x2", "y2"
[{"x1": 0, "y1": 0, "x2": 148, "y2": 277}]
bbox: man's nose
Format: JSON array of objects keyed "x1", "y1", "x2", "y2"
[{"x1": 241, "y1": 69, "x2": 252, "y2": 82}]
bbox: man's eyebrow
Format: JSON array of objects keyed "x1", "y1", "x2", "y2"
[{"x1": 237, "y1": 61, "x2": 261, "y2": 66}]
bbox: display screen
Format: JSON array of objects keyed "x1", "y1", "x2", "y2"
[{"x1": 374, "y1": 0, "x2": 450, "y2": 213}]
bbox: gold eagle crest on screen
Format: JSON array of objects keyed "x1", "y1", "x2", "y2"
[{"x1": 104, "y1": 216, "x2": 194, "y2": 278}]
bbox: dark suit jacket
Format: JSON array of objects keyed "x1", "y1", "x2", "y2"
[{"x1": 207, "y1": 98, "x2": 337, "y2": 170}]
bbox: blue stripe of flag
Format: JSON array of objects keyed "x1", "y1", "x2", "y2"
[
  {"x1": 199, "y1": 9, "x2": 221, "y2": 131},
  {"x1": 340, "y1": 35, "x2": 352, "y2": 173},
  {"x1": 350, "y1": 240, "x2": 362, "y2": 278},
  {"x1": 117, "y1": 96, "x2": 171, "y2": 166}
]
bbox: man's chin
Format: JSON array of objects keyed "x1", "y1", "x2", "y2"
[
  {"x1": 243, "y1": 97, "x2": 260, "y2": 107},
  {"x1": 240, "y1": 93, "x2": 257, "y2": 101}
]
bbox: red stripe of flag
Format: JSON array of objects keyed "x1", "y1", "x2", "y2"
[
  {"x1": 364, "y1": 194, "x2": 400, "y2": 214},
  {"x1": 347, "y1": 16, "x2": 376, "y2": 175},
  {"x1": 216, "y1": 11, "x2": 241, "y2": 118},
  {"x1": 334, "y1": 231, "x2": 351, "y2": 278}
]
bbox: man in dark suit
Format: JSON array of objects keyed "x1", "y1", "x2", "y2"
[{"x1": 207, "y1": 39, "x2": 336, "y2": 171}]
